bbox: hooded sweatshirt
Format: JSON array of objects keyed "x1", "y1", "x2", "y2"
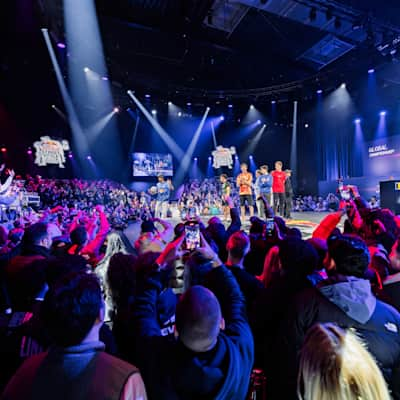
[
  {"x1": 134, "y1": 266, "x2": 254, "y2": 400},
  {"x1": 318, "y1": 276, "x2": 376, "y2": 323},
  {"x1": 279, "y1": 275, "x2": 400, "y2": 399}
]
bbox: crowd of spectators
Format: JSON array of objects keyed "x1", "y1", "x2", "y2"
[{"x1": 0, "y1": 169, "x2": 399, "y2": 400}]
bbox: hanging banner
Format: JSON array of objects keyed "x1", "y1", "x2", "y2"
[
  {"x1": 212, "y1": 145, "x2": 236, "y2": 169},
  {"x1": 34, "y1": 136, "x2": 70, "y2": 168}
]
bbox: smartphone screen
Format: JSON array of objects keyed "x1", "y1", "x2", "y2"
[
  {"x1": 265, "y1": 218, "x2": 274, "y2": 236},
  {"x1": 185, "y1": 221, "x2": 200, "y2": 250}
]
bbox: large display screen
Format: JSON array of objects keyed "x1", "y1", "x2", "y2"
[
  {"x1": 132, "y1": 152, "x2": 173, "y2": 177},
  {"x1": 364, "y1": 135, "x2": 400, "y2": 178}
]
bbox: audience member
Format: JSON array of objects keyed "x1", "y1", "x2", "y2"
[
  {"x1": 2, "y1": 271, "x2": 147, "y2": 399},
  {"x1": 298, "y1": 323, "x2": 391, "y2": 400},
  {"x1": 134, "y1": 236, "x2": 254, "y2": 399},
  {"x1": 279, "y1": 235, "x2": 400, "y2": 399},
  {"x1": 225, "y1": 231, "x2": 264, "y2": 310}
]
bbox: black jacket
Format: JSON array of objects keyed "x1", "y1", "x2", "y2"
[
  {"x1": 284, "y1": 177, "x2": 293, "y2": 197},
  {"x1": 380, "y1": 273, "x2": 400, "y2": 312},
  {"x1": 134, "y1": 265, "x2": 254, "y2": 400},
  {"x1": 227, "y1": 265, "x2": 264, "y2": 312},
  {"x1": 278, "y1": 276, "x2": 400, "y2": 399},
  {"x1": 205, "y1": 208, "x2": 241, "y2": 262}
]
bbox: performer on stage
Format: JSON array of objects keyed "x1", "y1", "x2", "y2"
[
  {"x1": 219, "y1": 174, "x2": 231, "y2": 222},
  {"x1": 236, "y1": 163, "x2": 254, "y2": 220},
  {"x1": 255, "y1": 165, "x2": 272, "y2": 219},
  {"x1": 271, "y1": 161, "x2": 286, "y2": 217},
  {"x1": 154, "y1": 175, "x2": 173, "y2": 219},
  {"x1": 284, "y1": 169, "x2": 293, "y2": 219}
]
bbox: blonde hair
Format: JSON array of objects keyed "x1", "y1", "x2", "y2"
[{"x1": 298, "y1": 323, "x2": 390, "y2": 400}]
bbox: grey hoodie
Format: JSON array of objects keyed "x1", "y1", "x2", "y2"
[{"x1": 319, "y1": 276, "x2": 376, "y2": 324}]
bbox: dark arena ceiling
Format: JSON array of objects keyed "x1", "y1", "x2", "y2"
[{"x1": 8, "y1": 0, "x2": 400, "y2": 107}]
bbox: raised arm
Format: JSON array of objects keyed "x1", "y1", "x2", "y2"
[
  {"x1": 0, "y1": 171, "x2": 15, "y2": 194},
  {"x1": 226, "y1": 196, "x2": 241, "y2": 235},
  {"x1": 134, "y1": 270, "x2": 163, "y2": 338},
  {"x1": 205, "y1": 265, "x2": 249, "y2": 338},
  {"x1": 134, "y1": 236, "x2": 185, "y2": 338},
  {"x1": 83, "y1": 207, "x2": 110, "y2": 256},
  {"x1": 154, "y1": 218, "x2": 174, "y2": 243}
]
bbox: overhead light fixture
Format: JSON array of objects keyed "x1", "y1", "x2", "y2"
[
  {"x1": 250, "y1": 104, "x2": 255, "y2": 109},
  {"x1": 83, "y1": 67, "x2": 90, "y2": 72},
  {"x1": 168, "y1": 101, "x2": 172, "y2": 106},
  {"x1": 352, "y1": 18, "x2": 362, "y2": 30},
  {"x1": 354, "y1": 118, "x2": 361, "y2": 124},
  {"x1": 325, "y1": 6, "x2": 333, "y2": 20},
  {"x1": 151, "y1": 109, "x2": 157, "y2": 115},
  {"x1": 309, "y1": 7, "x2": 317, "y2": 22},
  {"x1": 340, "y1": 83, "x2": 346, "y2": 89},
  {"x1": 144, "y1": 94, "x2": 151, "y2": 98},
  {"x1": 368, "y1": 68, "x2": 375, "y2": 74},
  {"x1": 207, "y1": 11, "x2": 213, "y2": 25},
  {"x1": 316, "y1": 89, "x2": 323, "y2": 94},
  {"x1": 380, "y1": 111, "x2": 387, "y2": 116},
  {"x1": 271, "y1": 100, "x2": 276, "y2": 104}
]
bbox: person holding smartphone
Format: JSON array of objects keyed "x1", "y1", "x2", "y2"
[{"x1": 134, "y1": 234, "x2": 254, "y2": 400}]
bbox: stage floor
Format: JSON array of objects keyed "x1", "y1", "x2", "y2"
[{"x1": 124, "y1": 212, "x2": 332, "y2": 244}]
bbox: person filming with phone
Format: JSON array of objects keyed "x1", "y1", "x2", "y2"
[{"x1": 133, "y1": 234, "x2": 254, "y2": 399}]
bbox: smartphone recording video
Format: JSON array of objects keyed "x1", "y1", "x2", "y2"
[
  {"x1": 338, "y1": 181, "x2": 351, "y2": 201},
  {"x1": 265, "y1": 218, "x2": 275, "y2": 236},
  {"x1": 185, "y1": 221, "x2": 200, "y2": 251}
]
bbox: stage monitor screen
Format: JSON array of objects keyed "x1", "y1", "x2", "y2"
[
  {"x1": 363, "y1": 135, "x2": 400, "y2": 178},
  {"x1": 132, "y1": 152, "x2": 173, "y2": 177}
]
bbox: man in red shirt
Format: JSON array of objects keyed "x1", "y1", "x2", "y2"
[
  {"x1": 271, "y1": 161, "x2": 286, "y2": 216},
  {"x1": 236, "y1": 163, "x2": 254, "y2": 220}
]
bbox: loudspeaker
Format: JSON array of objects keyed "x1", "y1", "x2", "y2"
[{"x1": 380, "y1": 181, "x2": 400, "y2": 214}]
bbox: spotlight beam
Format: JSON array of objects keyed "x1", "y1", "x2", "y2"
[
  {"x1": 290, "y1": 100, "x2": 298, "y2": 189},
  {"x1": 41, "y1": 28, "x2": 89, "y2": 159},
  {"x1": 51, "y1": 105, "x2": 68, "y2": 122},
  {"x1": 86, "y1": 110, "x2": 115, "y2": 143},
  {"x1": 211, "y1": 122, "x2": 218, "y2": 148},
  {"x1": 127, "y1": 91, "x2": 184, "y2": 159},
  {"x1": 243, "y1": 124, "x2": 266, "y2": 158},
  {"x1": 174, "y1": 107, "x2": 210, "y2": 185},
  {"x1": 127, "y1": 111, "x2": 141, "y2": 154}
]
